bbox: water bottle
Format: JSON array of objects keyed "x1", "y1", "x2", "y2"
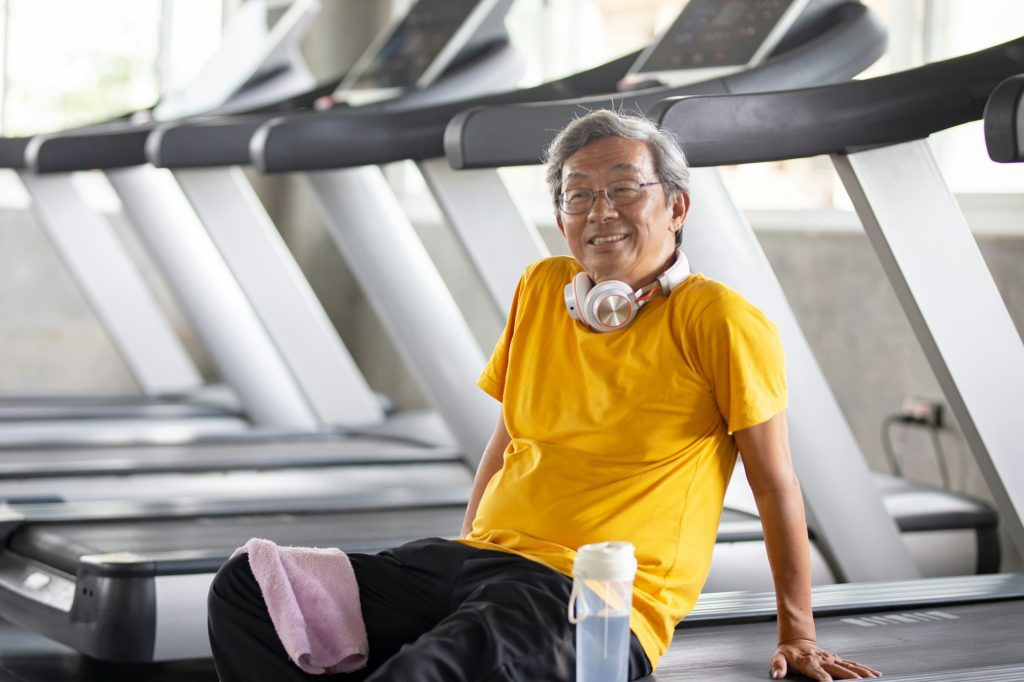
[{"x1": 568, "y1": 542, "x2": 637, "y2": 682}]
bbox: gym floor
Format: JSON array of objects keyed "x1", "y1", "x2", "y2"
[{"x1": 0, "y1": 620, "x2": 216, "y2": 682}]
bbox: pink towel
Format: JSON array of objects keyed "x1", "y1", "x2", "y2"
[{"x1": 232, "y1": 538, "x2": 368, "y2": 675}]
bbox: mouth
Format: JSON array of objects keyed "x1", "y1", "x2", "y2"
[{"x1": 588, "y1": 233, "x2": 628, "y2": 247}]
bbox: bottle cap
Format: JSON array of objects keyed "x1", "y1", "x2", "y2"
[{"x1": 572, "y1": 542, "x2": 637, "y2": 581}]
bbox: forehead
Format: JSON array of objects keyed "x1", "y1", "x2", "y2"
[{"x1": 561, "y1": 136, "x2": 655, "y2": 181}]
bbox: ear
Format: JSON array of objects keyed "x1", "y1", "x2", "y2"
[
  {"x1": 556, "y1": 213, "x2": 566, "y2": 238},
  {"x1": 671, "y1": 191, "x2": 690, "y2": 232}
]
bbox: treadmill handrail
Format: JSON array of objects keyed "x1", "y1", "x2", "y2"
[
  {"x1": 442, "y1": 1, "x2": 885, "y2": 169},
  {"x1": 27, "y1": 34, "x2": 518, "y2": 173},
  {"x1": 0, "y1": 114, "x2": 138, "y2": 171},
  {"x1": 247, "y1": 50, "x2": 643, "y2": 173},
  {"x1": 150, "y1": 38, "x2": 541, "y2": 169},
  {"x1": 647, "y1": 36, "x2": 1024, "y2": 168},
  {"x1": 25, "y1": 122, "x2": 158, "y2": 174},
  {"x1": 26, "y1": 67, "x2": 350, "y2": 173},
  {"x1": 0, "y1": 137, "x2": 31, "y2": 170},
  {"x1": 984, "y1": 73, "x2": 1024, "y2": 162}
]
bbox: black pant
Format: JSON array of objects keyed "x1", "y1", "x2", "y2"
[{"x1": 209, "y1": 537, "x2": 652, "y2": 681}]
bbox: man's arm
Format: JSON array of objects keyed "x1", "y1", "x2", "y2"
[
  {"x1": 460, "y1": 414, "x2": 511, "y2": 538},
  {"x1": 735, "y1": 412, "x2": 879, "y2": 681}
]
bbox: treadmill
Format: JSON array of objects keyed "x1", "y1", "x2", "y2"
[
  {"x1": 250, "y1": 0, "x2": 1003, "y2": 585},
  {"x1": 0, "y1": 0, "x2": 531, "y2": 509},
  {"x1": 247, "y1": 3, "x2": 915, "y2": 589},
  {"x1": 0, "y1": 1, "x2": 890, "y2": 664},
  {"x1": 638, "y1": 37, "x2": 1024, "y2": 681},
  {"x1": 648, "y1": 32, "x2": 1024, "y2": 565},
  {"x1": 9, "y1": 0, "x2": 526, "y2": 464},
  {"x1": 446, "y1": 33, "x2": 1024, "y2": 680},
  {"x1": 177, "y1": 0, "x2": 996, "y2": 597},
  {"x1": 0, "y1": 0, "x2": 326, "y2": 445},
  {"x1": 169, "y1": 0, "x2": 921, "y2": 582}
]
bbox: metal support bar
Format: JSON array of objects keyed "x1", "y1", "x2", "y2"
[
  {"x1": 416, "y1": 159, "x2": 549, "y2": 316},
  {"x1": 685, "y1": 167, "x2": 920, "y2": 582},
  {"x1": 106, "y1": 165, "x2": 318, "y2": 430},
  {"x1": 834, "y1": 140, "x2": 1024, "y2": 559},
  {"x1": 304, "y1": 166, "x2": 499, "y2": 465},
  {"x1": 18, "y1": 171, "x2": 202, "y2": 395},
  {"x1": 174, "y1": 167, "x2": 384, "y2": 428}
]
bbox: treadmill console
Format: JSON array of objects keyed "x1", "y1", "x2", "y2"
[
  {"x1": 154, "y1": 0, "x2": 319, "y2": 120},
  {"x1": 624, "y1": 0, "x2": 810, "y2": 88},
  {"x1": 333, "y1": 0, "x2": 499, "y2": 106}
]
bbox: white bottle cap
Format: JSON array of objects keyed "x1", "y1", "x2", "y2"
[{"x1": 572, "y1": 542, "x2": 637, "y2": 581}]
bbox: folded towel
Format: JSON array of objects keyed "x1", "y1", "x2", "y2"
[{"x1": 232, "y1": 538, "x2": 368, "y2": 675}]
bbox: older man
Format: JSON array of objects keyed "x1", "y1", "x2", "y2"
[{"x1": 208, "y1": 110, "x2": 878, "y2": 682}]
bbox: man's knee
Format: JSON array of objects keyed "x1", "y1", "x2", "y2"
[{"x1": 208, "y1": 553, "x2": 259, "y2": 618}]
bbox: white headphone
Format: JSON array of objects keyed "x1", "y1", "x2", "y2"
[{"x1": 564, "y1": 248, "x2": 690, "y2": 333}]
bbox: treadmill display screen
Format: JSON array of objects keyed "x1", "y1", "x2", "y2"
[
  {"x1": 346, "y1": 0, "x2": 482, "y2": 90},
  {"x1": 632, "y1": 0, "x2": 802, "y2": 73}
]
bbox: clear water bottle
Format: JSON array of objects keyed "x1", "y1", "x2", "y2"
[{"x1": 568, "y1": 542, "x2": 637, "y2": 682}]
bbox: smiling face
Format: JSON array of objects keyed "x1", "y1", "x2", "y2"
[{"x1": 556, "y1": 136, "x2": 689, "y2": 290}]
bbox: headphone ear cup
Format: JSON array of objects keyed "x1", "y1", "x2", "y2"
[
  {"x1": 585, "y1": 280, "x2": 638, "y2": 332},
  {"x1": 565, "y1": 272, "x2": 594, "y2": 323}
]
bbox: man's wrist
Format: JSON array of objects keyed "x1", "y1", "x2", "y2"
[{"x1": 776, "y1": 636, "x2": 816, "y2": 647}]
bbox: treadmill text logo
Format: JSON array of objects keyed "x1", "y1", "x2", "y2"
[{"x1": 841, "y1": 611, "x2": 959, "y2": 627}]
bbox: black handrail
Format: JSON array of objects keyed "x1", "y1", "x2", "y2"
[
  {"x1": 442, "y1": 2, "x2": 884, "y2": 169},
  {"x1": 984, "y1": 73, "x2": 1024, "y2": 163},
  {"x1": 648, "y1": 37, "x2": 1024, "y2": 168}
]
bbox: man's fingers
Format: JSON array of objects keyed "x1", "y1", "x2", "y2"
[
  {"x1": 774, "y1": 644, "x2": 880, "y2": 681},
  {"x1": 823, "y1": 660, "x2": 862, "y2": 679},
  {"x1": 844, "y1": 660, "x2": 882, "y2": 678},
  {"x1": 801, "y1": 660, "x2": 833, "y2": 681},
  {"x1": 770, "y1": 651, "x2": 788, "y2": 679},
  {"x1": 833, "y1": 659, "x2": 881, "y2": 679}
]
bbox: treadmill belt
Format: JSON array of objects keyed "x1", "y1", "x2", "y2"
[
  {"x1": 649, "y1": 599, "x2": 1024, "y2": 680},
  {"x1": 10, "y1": 505, "x2": 466, "y2": 575},
  {"x1": 12, "y1": 506, "x2": 762, "y2": 576},
  {"x1": 0, "y1": 433, "x2": 460, "y2": 478}
]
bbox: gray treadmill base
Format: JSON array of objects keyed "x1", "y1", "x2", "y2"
[{"x1": 649, "y1": 597, "x2": 1024, "y2": 680}]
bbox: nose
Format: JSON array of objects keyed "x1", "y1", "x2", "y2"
[{"x1": 587, "y1": 190, "x2": 619, "y2": 221}]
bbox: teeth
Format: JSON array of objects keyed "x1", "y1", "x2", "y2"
[{"x1": 591, "y1": 234, "x2": 627, "y2": 245}]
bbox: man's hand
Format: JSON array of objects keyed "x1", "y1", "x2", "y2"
[{"x1": 770, "y1": 638, "x2": 881, "y2": 680}]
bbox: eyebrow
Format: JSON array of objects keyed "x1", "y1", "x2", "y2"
[{"x1": 564, "y1": 162, "x2": 645, "y2": 182}]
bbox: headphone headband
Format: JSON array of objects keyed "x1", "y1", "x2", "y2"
[
  {"x1": 564, "y1": 248, "x2": 690, "y2": 332},
  {"x1": 657, "y1": 248, "x2": 690, "y2": 294}
]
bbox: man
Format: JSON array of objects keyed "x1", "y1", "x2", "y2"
[{"x1": 208, "y1": 110, "x2": 879, "y2": 681}]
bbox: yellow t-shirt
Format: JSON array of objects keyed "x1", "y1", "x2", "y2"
[{"x1": 459, "y1": 256, "x2": 787, "y2": 668}]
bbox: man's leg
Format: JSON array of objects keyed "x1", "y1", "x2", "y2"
[
  {"x1": 364, "y1": 547, "x2": 652, "y2": 682},
  {"x1": 207, "y1": 538, "x2": 462, "y2": 682},
  {"x1": 208, "y1": 554, "x2": 320, "y2": 682}
]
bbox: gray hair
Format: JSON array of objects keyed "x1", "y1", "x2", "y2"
[{"x1": 543, "y1": 109, "x2": 691, "y2": 224}]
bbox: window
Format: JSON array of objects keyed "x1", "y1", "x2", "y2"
[{"x1": 0, "y1": 0, "x2": 222, "y2": 136}]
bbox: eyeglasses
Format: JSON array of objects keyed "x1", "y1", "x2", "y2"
[{"x1": 557, "y1": 180, "x2": 662, "y2": 215}]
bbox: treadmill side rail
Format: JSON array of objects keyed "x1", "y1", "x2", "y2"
[
  {"x1": 834, "y1": 141, "x2": 1024, "y2": 561},
  {"x1": 0, "y1": 551, "x2": 157, "y2": 662}
]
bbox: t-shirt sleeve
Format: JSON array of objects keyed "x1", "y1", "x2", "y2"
[
  {"x1": 693, "y1": 288, "x2": 788, "y2": 434},
  {"x1": 477, "y1": 270, "x2": 528, "y2": 402}
]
